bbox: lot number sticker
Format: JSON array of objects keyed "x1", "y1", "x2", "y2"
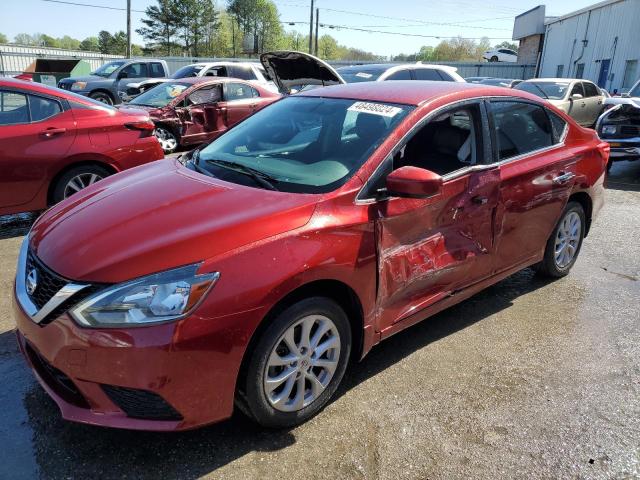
[{"x1": 348, "y1": 101, "x2": 401, "y2": 118}]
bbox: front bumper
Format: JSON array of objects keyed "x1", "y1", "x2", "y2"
[
  {"x1": 13, "y1": 288, "x2": 249, "y2": 431},
  {"x1": 601, "y1": 137, "x2": 640, "y2": 160}
]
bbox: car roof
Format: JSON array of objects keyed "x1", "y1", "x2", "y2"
[
  {"x1": 298, "y1": 80, "x2": 541, "y2": 106},
  {"x1": 523, "y1": 78, "x2": 583, "y2": 83},
  {"x1": 169, "y1": 77, "x2": 243, "y2": 85},
  {"x1": 0, "y1": 77, "x2": 67, "y2": 96},
  {"x1": 337, "y1": 63, "x2": 455, "y2": 72}
]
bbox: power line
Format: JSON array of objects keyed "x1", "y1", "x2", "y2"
[{"x1": 41, "y1": 0, "x2": 145, "y2": 13}]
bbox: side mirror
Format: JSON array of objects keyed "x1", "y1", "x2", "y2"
[
  {"x1": 117, "y1": 70, "x2": 129, "y2": 80},
  {"x1": 571, "y1": 93, "x2": 583, "y2": 100},
  {"x1": 385, "y1": 166, "x2": 442, "y2": 199}
]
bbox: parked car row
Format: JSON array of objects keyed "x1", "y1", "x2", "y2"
[{"x1": 11, "y1": 51, "x2": 608, "y2": 433}]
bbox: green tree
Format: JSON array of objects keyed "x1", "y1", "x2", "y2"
[
  {"x1": 58, "y1": 35, "x2": 81, "y2": 50},
  {"x1": 228, "y1": 0, "x2": 282, "y2": 53},
  {"x1": 494, "y1": 40, "x2": 518, "y2": 52},
  {"x1": 40, "y1": 34, "x2": 59, "y2": 47},
  {"x1": 0, "y1": 33, "x2": 8, "y2": 44},
  {"x1": 318, "y1": 34, "x2": 338, "y2": 60},
  {"x1": 14, "y1": 33, "x2": 37, "y2": 45},
  {"x1": 97, "y1": 31, "x2": 114, "y2": 54},
  {"x1": 79, "y1": 37, "x2": 99, "y2": 52},
  {"x1": 137, "y1": 0, "x2": 180, "y2": 55}
]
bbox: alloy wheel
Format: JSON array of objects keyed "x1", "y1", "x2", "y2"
[
  {"x1": 263, "y1": 314, "x2": 341, "y2": 412},
  {"x1": 554, "y1": 211, "x2": 581, "y2": 268},
  {"x1": 63, "y1": 173, "x2": 104, "y2": 199},
  {"x1": 154, "y1": 127, "x2": 178, "y2": 153}
]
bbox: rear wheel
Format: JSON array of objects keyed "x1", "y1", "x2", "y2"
[
  {"x1": 89, "y1": 91, "x2": 114, "y2": 105},
  {"x1": 154, "y1": 126, "x2": 179, "y2": 154},
  {"x1": 490, "y1": 56, "x2": 499, "y2": 62},
  {"x1": 239, "y1": 297, "x2": 351, "y2": 428},
  {"x1": 534, "y1": 201, "x2": 585, "y2": 278},
  {"x1": 51, "y1": 165, "x2": 111, "y2": 204}
]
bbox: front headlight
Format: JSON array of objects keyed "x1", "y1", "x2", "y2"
[
  {"x1": 601, "y1": 125, "x2": 617, "y2": 136},
  {"x1": 71, "y1": 81, "x2": 87, "y2": 91},
  {"x1": 70, "y1": 264, "x2": 219, "y2": 328}
]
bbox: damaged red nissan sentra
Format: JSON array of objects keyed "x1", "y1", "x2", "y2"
[{"x1": 14, "y1": 53, "x2": 608, "y2": 431}]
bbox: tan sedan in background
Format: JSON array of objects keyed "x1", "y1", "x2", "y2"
[{"x1": 515, "y1": 78, "x2": 605, "y2": 127}]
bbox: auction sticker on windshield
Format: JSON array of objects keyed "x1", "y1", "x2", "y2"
[{"x1": 348, "y1": 101, "x2": 402, "y2": 117}]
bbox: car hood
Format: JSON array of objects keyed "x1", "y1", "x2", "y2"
[
  {"x1": 260, "y1": 51, "x2": 344, "y2": 94},
  {"x1": 29, "y1": 160, "x2": 318, "y2": 283},
  {"x1": 604, "y1": 96, "x2": 640, "y2": 108}
]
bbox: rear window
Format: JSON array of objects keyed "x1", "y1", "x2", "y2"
[
  {"x1": 29, "y1": 95, "x2": 62, "y2": 122},
  {"x1": 414, "y1": 69, "x2": 445, "y2": 81},
  {"x1": 150, "y1": 63, "x2": 165, "y2": 78},
  {"x1": 337, "y1": 67, "x2": 385, "y2": 83},
  {"x1": 172, "y1": 65, "x2": 206, "y2": 78},
  {"x1": 491, "y1": 101, "x2": 553, "y2": 160}
]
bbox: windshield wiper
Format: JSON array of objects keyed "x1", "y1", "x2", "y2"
[
  {"x1": 205, "y1": 159, "x2": 279, "y2": 191},
  {"x1": 531, "y1": 84, "x2": 549, "y2": 99}
]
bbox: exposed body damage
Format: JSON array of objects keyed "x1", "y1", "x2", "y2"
[{"x1": 597, "y1": 103, "x2": 640, "y2": 162}]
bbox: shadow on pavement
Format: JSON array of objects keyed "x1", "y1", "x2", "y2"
[
  {"x1": 605, "y1": 159, "x2": 640, "y2": 192},
  {"x1": 0, "y1": 213, "x2": 38, "y2": 240},
  {"x1": 0, "y1": 268, "x2": 554, "y2": 479}
]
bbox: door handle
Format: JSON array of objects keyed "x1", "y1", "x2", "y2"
[
  {"x1": 40, "y1": 128, "x2": 66, "y2": 138},
  {"x1": 471, "y1": 195, "x2": 488, "y2": 205},
  {"x1": 552, "y1": 172, "x2": 575, "y2": 185}
]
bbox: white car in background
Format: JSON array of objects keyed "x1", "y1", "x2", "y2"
[
  {"x1": 123, "y1": 62, "x2": 277, "y2": 100},
  {"x1": 335, "y1": 62, "x2": 465, "y2": 83},
  {"x1": 483, "y1": 48, "x2": 518, "y2": 63}
]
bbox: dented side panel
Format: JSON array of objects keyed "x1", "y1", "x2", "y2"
[{"x1": 375, "y1": 168, "x2": 500, "y2": 332}]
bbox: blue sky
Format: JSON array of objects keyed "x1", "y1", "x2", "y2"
[{"x1": 1, "y1": 0, "x2": 599, "y2": 56}]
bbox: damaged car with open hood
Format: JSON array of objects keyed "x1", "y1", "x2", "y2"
[{"x1": 14, "y1": 52, "x2": 608, "y2": 431}]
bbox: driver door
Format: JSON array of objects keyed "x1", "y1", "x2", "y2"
[
  {"x1": 371, "y1": 102, "x2": 500, "y2": 336},
  {"x1": 177, "y1": 84, "x2": 225, "y2": 145}
]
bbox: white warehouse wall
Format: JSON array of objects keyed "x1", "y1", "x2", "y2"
[{"x1": 539, "y1": 0, "x2": 640, "y2": 93}]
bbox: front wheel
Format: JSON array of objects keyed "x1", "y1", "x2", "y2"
[
  {"x1": 534, "y1": 201, "x2": 585, "y2": 278},
  {"x1": 89, "y1": 91, "x2": 114, "y2": 105},
  {"x1": 490, "y1": 56, "x2": 499, "y2": 62},
  {"x1": 154, "y1": 126, "x2": 179, "y2": 154},
  {"x1": 239, "y1": 297, "x2": 351, "y2": 428}
]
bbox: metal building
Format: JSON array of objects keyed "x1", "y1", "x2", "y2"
[{"x1": 537, "y1": 0, "x2": 640, "y2": 93}]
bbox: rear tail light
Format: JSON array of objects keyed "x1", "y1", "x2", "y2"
[{"x1": 124, "y1": 120, "x2": 156, "y2": 138}]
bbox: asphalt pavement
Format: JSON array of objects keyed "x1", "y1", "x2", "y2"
[{"x1": 0, "y1": 160, "x2": 639, "y2": 479}]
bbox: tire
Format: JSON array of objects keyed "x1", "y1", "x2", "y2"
[
  {"x1": 239, "y1": 297, "x2": 352, "y2": 428},
  {"x1": 89, "y1": 91, "x2": 114, "y2": 105},
  {"x1": 534, "y1": 201, "x2": 586, "y2": 278},
  {"x1": 490, "y1": 56, "x2": 499, "y2": 62},
  {"x1": 51, "y1": 164, "x2": 111, "y2": 204},
  {"x1": 154, "y1": 126, "x2": 179, "y2": 154}
]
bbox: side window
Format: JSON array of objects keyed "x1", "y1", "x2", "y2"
[
  {"x1": 29, "y1": 95, "x2": 62, "y2": 122},
  {"x1": 225, "y1": 82, "x2": 256, "y2": 101},
  {"x1": 582, "y1": 82, "x2": 599, "y2": 97},
  {"x1": 150, "y1": 63, "x2": 165, "y2": 78},
  {"x1": 393, "y1": 104, "x2": 483, "y2": 176},
  {"x1": 386, "y1": 69, "x2": 411, "y2": 80},
  {"x1": 186, "y1": 85, "x2": 222, "y2": 105},
  {"x1": 491, "y1": 101, "x2": 553, "y2": 160},
  {"x1": 570, "y1": 82, "x2": 584, "y2": 97},
  {"x1": 547, "y1": 109, "x2": 568, "y2": 143},
  {"x1": 122, "y1": 63, "x2": 148, "y2": 77},
  {"x1": 204, "y1": 66, "x2": 228, "y2": 77},
  {"x1": 0, "y1": 91, "x2": 29, "y2": 125},
  {"x1": 228, "y1": 65, "x2": 256, "y2": 80},
  {"x1": 414, "y1": 69, "x2": 444, "y2": 81}
]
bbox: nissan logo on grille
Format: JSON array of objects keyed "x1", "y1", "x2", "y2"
[{"x1": 26, "y1": 268, "x2": 38, "y2": 296}]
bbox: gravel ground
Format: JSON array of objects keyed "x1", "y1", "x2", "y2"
[{"x1": 0, "y1": 160, "x2": 638, "y2": 480}]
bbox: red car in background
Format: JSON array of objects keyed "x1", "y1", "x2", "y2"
[
  {"x1": 120, "y1": 77, "x2": 279, "y2": 153},
  {"x1": 14, "y1": 74, "x2": 608, "y2": 431},
  {"x1": 0, "y1": 78, "x2": 163, "y2": 216}
]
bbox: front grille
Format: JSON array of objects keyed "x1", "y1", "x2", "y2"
[
  {"x1": 101, "y1": 385, "x2": 183, "y2": 421},
  {"x1": 26, "y1": 250, "x2": 67, "y2": 310},
  {"x1": 619, "y1": 125, "x2": 640, "y2": 138},
  {"x1": 25, "y1": 342, "x2": 89, "y2": 408}
]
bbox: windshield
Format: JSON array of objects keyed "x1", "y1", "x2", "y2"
[
  {"x1": 629, "y1": 80, "x2": 640, "y2": 98},
  {"x1": 172, "y1": 65, "x2": 206, "y2": 79},
  {"x1": 130, "y1": 82, "x2": 191, "y2": 107},
  {"x1": 337, "y1": 67, "x2": 386, "y2": 83},
  {"x1": 91, "y1": 61, "x2": 126, "y2": 77},
  {"x1": 196, "y1": 96, "x2": 413, "y2": 193},
  {"x1": 515, "y1": 81, "x2": 570, "y2": 100}
]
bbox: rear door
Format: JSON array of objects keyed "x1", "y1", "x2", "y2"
[
  {"x1": 489, "y1": 99, "x2": 577, "y2": 271},
  {"x1": 178, "y1": 84, "x2": 224, "y2": 145},
  {"x1": 0, "y1": 90, "x2": 76, "y2": 211},
  {"x1": 568, "y1": 82, "x2": 587, "y2": 125},
  {"x1": 224, "y1": 82, "x2": 260, "y2": 126}
]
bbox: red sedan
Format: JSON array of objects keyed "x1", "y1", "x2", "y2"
[
  {"x1": 0, "y1": 78, "x2": 163, "y2": 216},
  {"x1": 14, "y1": 80, "x2": 607, "y2": 431},
  {"x1": 120, "y1": 77, "x2": 279, "y2": 153}
]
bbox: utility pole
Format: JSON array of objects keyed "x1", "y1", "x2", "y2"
[
  {"x1": 126, "y1": 0, "x2": 132, "y2": 58},
  {"x1": 314, "y1": 8, "x2": 319, "y2": 56},
  {"x1": 308, "y1": 0, "x2": 314, "y2": 54}
]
